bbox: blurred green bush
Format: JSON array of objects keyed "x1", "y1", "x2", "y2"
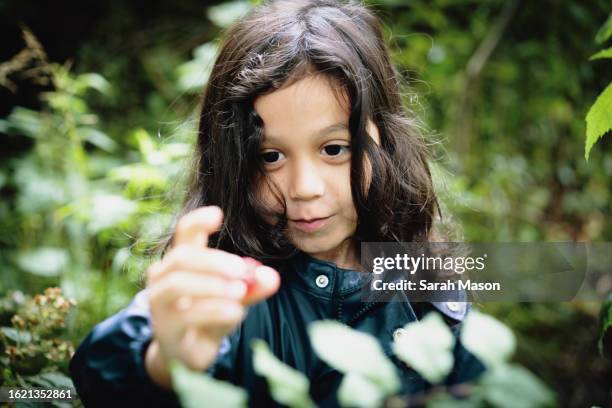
[{"x1": 0, "y1": 0, "x2": 610, "y2": 406}]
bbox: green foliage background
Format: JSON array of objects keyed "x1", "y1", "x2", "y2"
[{"x1": 0, "y1": 0, "x2": 610, "y2": 406}]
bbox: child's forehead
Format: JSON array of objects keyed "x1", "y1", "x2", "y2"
[
  {"x1": 254, "y1": 74, "x2": 350, "y2": 137},
  {"x1": 254, "y1": 73, "x2": 347, "y2": 112},
  {"x1": 263, "y1": 122, "x2": 349, "y2": 145}
]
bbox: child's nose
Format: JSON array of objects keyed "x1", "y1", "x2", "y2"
[{"x1": 288, "y1": 159, "x2": 325, "y2": 201}]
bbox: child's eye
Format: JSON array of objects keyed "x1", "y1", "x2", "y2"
[
  {"x1": 322, "y1": 144, "x2": 350, "y2": 157},
  {"x1": 261, "y1": 151, "x2": 285, "y2": 163}
]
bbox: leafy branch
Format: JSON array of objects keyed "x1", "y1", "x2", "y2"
[
  {"x1": 171, "y1": 310, "x2": 556, "y2": 408},
  {"x1": 585, "y1": 13, "x2": 612, "y2": 161}
]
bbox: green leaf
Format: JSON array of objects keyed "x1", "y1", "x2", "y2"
[
  {"x1": 175, "y1": 43, "x2": 218, "y2": 92},
  {"x1": 130, "y1": 128, "x2": 170, "y2": 165},
  {"x1": 15, "y1": 247, "x2": 69, "y2": 277},
  {"x1": 27, "y1": 372, "x2": 74, "y2": 388},
  {"x1": 585, "y1": 82, "x2": 612, "y2": 161},
  {"x1": 598, "y1": 298, "x2": 612, "y2": 357},
  {"x1": 460, "y1": 310, "x2": 515, "y2": 368},
  {"x1": 0, "y1": 119, "x2": 8, "y2": 133},
  {"x1": 108, "y1": 163, "x2": 169, "y2": 192},
  {"x1": 14, "y1": 161, "x2": 66, "y2": 213},
  {"x1": 161, "y1": 142, "x2": 191, "y2": 159},
  {"x1": 170, "y1": 360, "x2": 248, "y2": 408},
  {"x1": 392, "y1": 312, "x2": 455, "y2": 384},
  {"x1": 77, "y1": 127, "x2": 118, "y2": 152},
  {"x1": 308, "y1": 320, "x2": 400, "y2": 395},
  {"x1": 175, "y1": 61, "x2": 212, "y2": 92},
  {"x1": 1, "y1": 327, "x2": 32, "y2": 344},
  {"x1": 112, "y1": 247, "x2": 132, "y2": 274},
  {"x1": 44, "y1": 92, "x2": 87, "y2": 114},
  {"x1": 337, "y1": 373, "x2": 384, "y2": 408},
  {"x1": 87, "y1": 193, "x2": 138, "y2": 233},
  {"x1": 481, "y1": 364, "x2": 556, "y2": 408},
  {"x1": 207, "y1": 1, "x2": 252, "y2": 28},
  {"x1": 426, "y1": 394, "x2": 483, "y2": 408},
  {"x1": 595, "y1": 13, "x2": 612, "y2": 45},
  {"x1": 132, "y1": 128, "x2": 157, "y2": 157},
  {"x1": 75, "y1": 73, "x2": 112, "y2": 96},
  {"x1": 589, "y1": 47, "x2": 612, "y2": 61},
  {"x1": 251, "y1": 339, "x2": 315, "y2": 408},
  {"x1": 3, "y1": 107, "x2": 42, "y2": 138}
]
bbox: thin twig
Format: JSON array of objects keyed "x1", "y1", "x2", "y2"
[{"x1": 454, "y1": 0, "x2": 521, "y2": 154}]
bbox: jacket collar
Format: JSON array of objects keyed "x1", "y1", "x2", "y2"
[{"x1": 283, "y1": 251, "x2": 369, "y2": 299}]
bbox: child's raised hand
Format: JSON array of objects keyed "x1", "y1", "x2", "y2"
[{"x1": 143, "y1": 206, "x2": 280, "y2": 389}]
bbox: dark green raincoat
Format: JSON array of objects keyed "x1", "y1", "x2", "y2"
[{"x1": 70, "y1": 251, "x2": 484, "y2": 407}]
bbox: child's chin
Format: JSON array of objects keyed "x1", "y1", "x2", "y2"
[{"x1": 291, "y1": 236, "x2": 340, "y2": 256}]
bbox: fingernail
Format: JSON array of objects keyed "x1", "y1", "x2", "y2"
[
  {"x1": 254, "y1": 266, "x2": 280, "y2": 288},
  {"x1": 226, "y1": 280, "x2": 247, "y2": 298},
  {"x1": 256, "y1": 265, "x2": 276, "y2": 276}
]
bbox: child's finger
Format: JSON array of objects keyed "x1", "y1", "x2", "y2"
[
  {"x1": 242, "y1": 265, "x2": 281, "y2": 306},
  {"x1": 173, "y1": 206, "x2": 223, "y2": 248},
  {"x1": 179, "y1": 299, "x2": 245, "y2": 332},
  {"x1": 149, "y1": 272, "x2": 248, "y2": 308},
  {"x1": 150, "y1": 246, "x2": 248, "y2": 284}
]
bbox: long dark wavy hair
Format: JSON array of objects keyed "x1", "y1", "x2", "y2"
[{"x1": 158, "y1": 0, "x2": 444, "y2": 266}]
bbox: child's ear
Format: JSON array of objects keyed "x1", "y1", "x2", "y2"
[
  {"x1": 361, "y1": 118, "x2": 380, "y2": 197},
  {"x1": 362, "y1": 155, "x2": 374, "y2": 199},
  {"x1": 366, "y1": 118, "x2": 381, "y2": 145}
]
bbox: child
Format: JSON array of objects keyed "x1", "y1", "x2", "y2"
[{"x1": 69, "y1": 0, "x2": 484, "y2": 406}]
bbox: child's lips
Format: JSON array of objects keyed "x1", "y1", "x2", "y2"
[{"x1": 289, "y1": 215, "x2": 331, "y2": 232}]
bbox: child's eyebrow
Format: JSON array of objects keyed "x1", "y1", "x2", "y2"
[{"x1": 264, "y1": 122, "x2": 348, "y2": 143}]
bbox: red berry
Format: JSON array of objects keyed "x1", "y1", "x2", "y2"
[{"x1": 242, "y1": 257, "x2": 261, "y2": 295}]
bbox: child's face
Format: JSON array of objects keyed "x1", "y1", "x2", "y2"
[{"x1": 254, "y1": 73, "x2": 380, "y2": 266}]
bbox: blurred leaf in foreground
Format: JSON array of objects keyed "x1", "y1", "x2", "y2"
[
  {"x1": 480, "y1": 364, "x2": 556, "y2": 408},
  {"x1": 460, "y1": 309, "x2": 516, "y2": 369},
  {"x1": 393, "y1": 312, "x2": 455, "y2": 384},
  {"x1": 251, "y1": 338, "x2": 315, "y2": 408},
  {"x1": 308, "y1": 320, "x2": 400, "y2": 395},
  {"x1": 170, "y1": 360, "x2": 247, "y2": 408},
  {"x1": 337, "y1": 372, "x2": 384, "y2": 408}
]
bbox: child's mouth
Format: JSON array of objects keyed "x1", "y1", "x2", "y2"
[{"x1": 290, "y1": 216, "x2": 331, "y2": 232}]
